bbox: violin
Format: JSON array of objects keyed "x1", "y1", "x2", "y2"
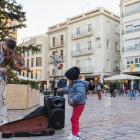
[{"x1": 3, "y1": 50, "x2": 32, "y2": 73}]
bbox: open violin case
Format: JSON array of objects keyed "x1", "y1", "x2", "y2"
[{"x1": 0, "y1": 114, "x2": 55, "y2": 138}]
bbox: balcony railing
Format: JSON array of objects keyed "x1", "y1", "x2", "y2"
[
  {"x1": 48, "y1": 55, "x2": 65, "y2": 63},
  {"x1": 122, "y1": 28, "x2": 140, "y2": 35},
  {"x1": 79, "y1": 66, "x2": 94, "y2": 73},
  {"x1": 49, "y1": 70, "x2": 65, "y2": 76},
  {"x1": 122, "y1": 46, "x2": 140, "y2": 52},
  {"x1": 71, "y1": 47, "x2": 94, "y2": 56},
  {"x1": 122, "y1": 7, "x2": 140, "y2": 17},
  {"x1": 122, "y1": 64, "x2": 140, "y2": 69},
  {"x1": 71, "y1": 28, "x2": 94, "y2": 39},
  {"x1": 49, "y1": 40, "x2": 65, "y2": 49}
]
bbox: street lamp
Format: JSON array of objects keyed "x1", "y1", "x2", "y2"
[{"x1": 49, "y1": 49, "x2": 62, "y2": 76}]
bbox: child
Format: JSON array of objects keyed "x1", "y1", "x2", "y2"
[{"x1": 59, "y1": 67, "x2": 89, "y2": 140}]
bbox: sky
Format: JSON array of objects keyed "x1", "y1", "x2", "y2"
[{"x1": 16, "y1": 0, "x2": 120, "y2": 44}]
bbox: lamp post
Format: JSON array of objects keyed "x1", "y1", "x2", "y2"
[{"x1": 49, "y1": 49, "x2": 62, "y2": 76}]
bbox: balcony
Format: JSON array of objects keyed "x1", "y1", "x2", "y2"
[
  {"x1": 122, "y1": 28, "x2": 140, "y2": 35},
  {"x1": 48, "y1": 70, "x2": 65, "y2": 77},
  {"x1": 48, "y1": 55, "x2": 65, "y2": 63},
  {"x1": 122, "y1": 64, "x2": 140, "y2": 70},
  {"x1": 79, "y1": 66, "x2": 94, "y2": 73},
  {"x1": 71, "y1": 47, "x2": 94, "y2": 57},
  {"x1": 49, "y1": 40, "x2": 65, "y2": 49},
  {"x1": 122, "y1": 46, "x2": 140, "y2": 52},
  {"x1": 71, "y1": 28, "x2": 94, "y2": 40},
  {"x1": 122, "y1": 7, "x2": 140, "y2": 17}
]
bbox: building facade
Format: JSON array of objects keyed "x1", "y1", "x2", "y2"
[
  {"x1": 46, "y1": 22, "x2": 68, "y2": 87},
  {"x1": 21, "y1": 34, "x2": 48, "y2": 90},
  {"x1": 68, "y1": 7, "x2": 120, "y2": 83},
  {"x1": 120, "y1": 0, "x2": 140, "y2": 88}
]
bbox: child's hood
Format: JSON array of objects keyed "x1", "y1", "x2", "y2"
[{"x1": 73, "y1": 80, "x2": 89, "y2": 89}]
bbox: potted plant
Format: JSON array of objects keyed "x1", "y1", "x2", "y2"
[{"x1": 43, "y1": 88, "x2": 52, "y2": 95}]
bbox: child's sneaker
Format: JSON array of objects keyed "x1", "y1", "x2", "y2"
[
  {"x1": 67, "y1": 135, "x2": 79, "y2": 140},
  {"x1": 69, "y1": 132, "x2": 82, "y2": 137}
]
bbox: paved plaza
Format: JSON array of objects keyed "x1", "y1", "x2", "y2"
[{"x1": 0, "y1": 94, "x2": 140, "y2": 140}]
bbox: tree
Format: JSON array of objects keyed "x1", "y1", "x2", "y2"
[
  {"x1": 0, "y1": 0, "x2": 39, "y2": 89},
  {"x1": 0, "y1": 0, "x2": 26, "y2": 40}
]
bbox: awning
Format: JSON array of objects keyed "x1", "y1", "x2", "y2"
[{"x1": 104, "y1": 74, "x2": 140, "y2": 81}]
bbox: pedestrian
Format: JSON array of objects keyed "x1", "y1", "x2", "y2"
[
  {"x1": 0, "y1": 38, "x2": 27, "y2": 126},
  {"x1": 96, "y1": 79, "x2": 103, "y2": 100},
  {"x1": 51, "y1": 76, "x2": 59, "y2": 96},
  {"x1": 129, "y1": 79, "x2": 137, "y2": 100},
  {"x1": 59, "y1": 67, "x2": 89, "y2": 140},
  {"x1": 110, "y1": 81, "x2": 117, "y2": 97},
  {"x1": 40, "y1": 86, "x2": 43, "y2": 94},
  {"x1": 59, "y1": 76, "x2": 66, "y2": 97},
  {"x1": 88, "y1": 80, "x2": 95, "y2": 99}
]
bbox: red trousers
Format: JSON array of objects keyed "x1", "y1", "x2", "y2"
[
  {"x1": 71, "y1": 104, "x2": 85, "y2": 135},
  {"x1": 97, "y1": 90, "x2": 102, "y2": 99}
]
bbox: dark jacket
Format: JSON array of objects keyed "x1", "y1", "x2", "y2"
[
  {"x1": 63, "y1": 80, "x2": 89, "y2": 106},
  {"x1": 110, "y1": 82, "x2": 117, "y2": 90},
  {"x1": 59, "y1": 79, "x2": 66, "y2": 88},
  {"x1": 129, "y1": 82, "x2": 137, "y2": 90},
  {"x1": 96, "y1": 83, "x2": 103, "y2": 91},
  {"x1": 52, "y1": 80, "x2": 59, "y2": 89},
  {"x1": 88, "y1": 83, "x2": 95, "y2": 91}
]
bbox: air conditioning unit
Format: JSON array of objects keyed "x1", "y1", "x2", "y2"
[{"x1": 98, "y1": 44, "x2": 101, "y2": 48}]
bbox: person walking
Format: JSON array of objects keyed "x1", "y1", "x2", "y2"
[
  {"x1": 129, "y1": 79, "x2": 137, "y2": 100},
  {"x1": 0, "y1": 39, "x2": 27, "y2": 126},
  {"x1": 110, "y1": 82, "x2": 117, "y2": 97},
  {"x1": 88, "y1": 80, "x2": 95, "y2": 99},
  {"x1": 59, "y1": 76, "x2": 66, "y2": 97},
  {"x1": 51, "y1": 77, "x2": 59, "y2": 96},
  {"x1": 96, "y1": 79, "x2": 103, "y2": 100},
  {"x1": 59, "y1": 67, "x2": 89, "y2": 140}
]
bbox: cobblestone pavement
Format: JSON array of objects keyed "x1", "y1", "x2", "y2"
[{"x1": 0, "y1": 94, "x2": 140, "y2": 140}]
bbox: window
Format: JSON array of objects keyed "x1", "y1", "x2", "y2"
[
  {"x1": 23, "y1": 52, "x2": 25, "y2": 57},
  {"x1": 125, "y1": 2, "x2": 140, "y2": 16},
  {"x1": 31, "y1": 71, "x2": 33, "y2": 79},
  {"x1": 36, "y1": 45, "x2": 42, "y2": 54},
  {"x1": 32, "y1": 51, "x2": 34, "y2": 55},
  {"x1": 27, "y1": 59, "x2": 29, "y2": 67},
  {"x1": 60, "y1": 50, "x2": 64, "y2": 60},
  {"x1": 52, "y1": 37, "x2": 55, "y2": 47},
  {"x1": 60, "y1": 35, "x2": 64, "y2": 45},
  {"x1": 126, "y1": 57, "x2": 140, "y2": 68},
  {"x1": 134, "y1": 38, "x2": 140, "y2": 49},
  {"x1": 36, "y1": 70, "x2": 42, "y2": 79},
  {"x1": 87, "y1": 41, "x2": 91, "y2": 51},
  {"x1": 76, "y1": 28, "x2": 80, "y2": 36},
  {"x1": 88, "y1": 24, "x2": 92, "y2": 32},
  {"x1": 115, "y1": 42, "x2": 118, "y2": 50},
  {"x1": 77, "y1": 60, "x2": 80, "y2": 67},
  {"x1": 31, "y1": 58, "x2": 34, "y2": 67},
  {"x1": 76, "y1": 43, "x2": 80, "y2": 53},
  {"x1": 36, "y1": 57, "x2": 42, "y2": 66},
  {"x1": 126, "y1": 39, "x2": 133, "y2": 50},
  {"x1": 106, "y1": 21, "x2": 110, "y2": 34},
  {"x1": 115, "y1": 25, "x2": 118, "y2": 32},
  {"x1": 107, "y1": 40, "x2": 110, "y2": 48},
  {"x1": 126, "y1": 38, "x2": 140, "y2": 50},
  {"x1": 27, "y1": 72, "x2": 29, "y2": 78},
  {"x1": 87, "y1": 59, "x2": 91, "y2": 71},
  {"x1": 116, "y1": 61, "x2": 119, "y2": 69},
  {"x1": 27, "y1": 50, "x2": 29, "y2": 57}
]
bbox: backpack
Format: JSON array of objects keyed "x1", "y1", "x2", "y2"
[{"x1": 23, "y1": 106, "x2": 48, "y2": 119}]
